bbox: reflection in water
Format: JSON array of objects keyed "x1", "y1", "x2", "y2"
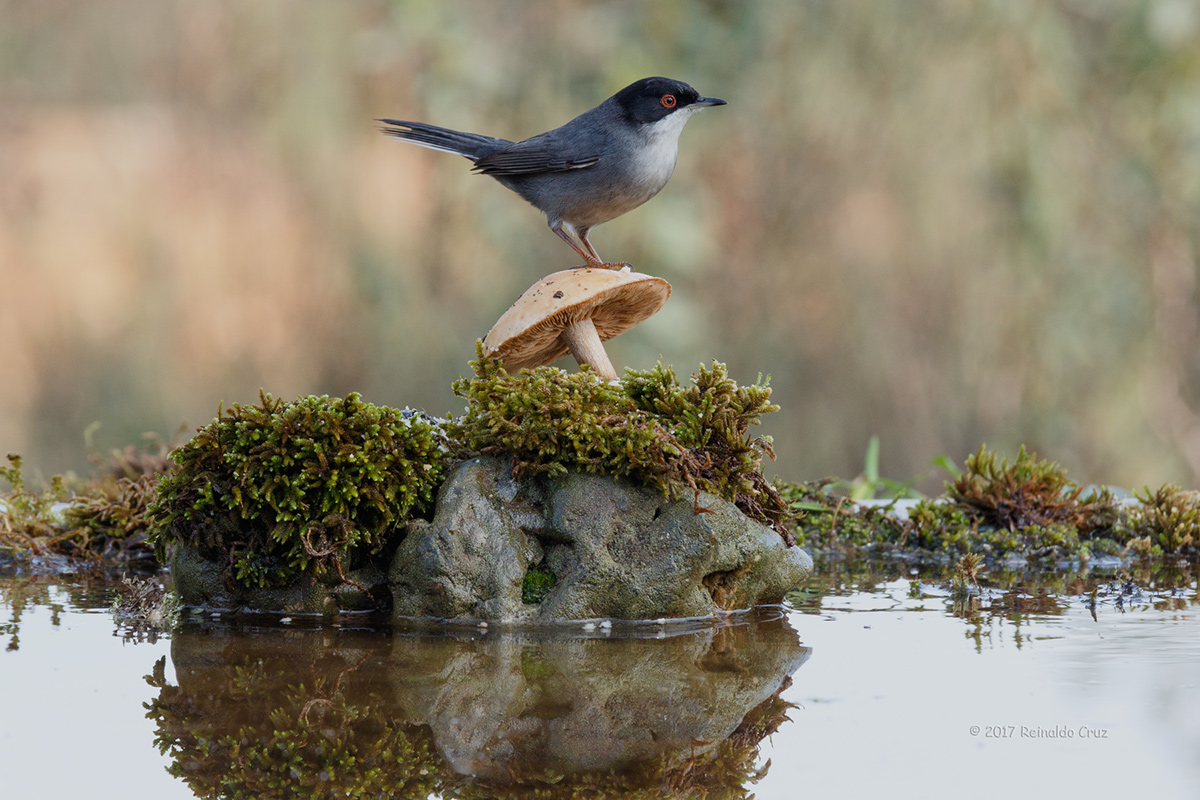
[
  {"x1": 790, "y1": 557, "x2": 1199, "y2": 653},
  {"x1": 0, "y1": 569, "x2": 123, "y2": 651},
  {"x1": 147, "y1": 609, "x2": 810, "y2": 798}
]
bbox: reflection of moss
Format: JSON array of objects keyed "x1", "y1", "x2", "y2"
[
  {"x1": 789, "y1": 556, "x2": 1200, "y2": 626},
  {"x1": 147, "y1": 392, "x2": 453, "y2": 589},
  {"x1": 453, "y1": 344, "x2": 792, "y2": 539},
  {"x1": 145, "y1": 656, "x2": 444, "y2": 800},
  {"x1": 521, "y1": 567, "x2": 556, "y2": 605}
]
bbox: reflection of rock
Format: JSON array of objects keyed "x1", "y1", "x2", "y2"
[
  {"x1": 386, "y1": 610, "x2": 811, "y2": 781},
  {"x1": 153, "y1": 610, "x2": 810, "y2": 797},
  {"x1": 390, "y1": 456, "x2": 813, "y2": 622}
]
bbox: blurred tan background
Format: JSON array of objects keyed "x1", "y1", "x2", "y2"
[{"x1": 2, "y1": 0, "x2": 1199, "y2": 493}]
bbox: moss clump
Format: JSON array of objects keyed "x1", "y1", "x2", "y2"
[
  {"x1": 907, "y1": 446, "x2": 1119, "y2": 559},
  {"x1": 785, "y1": 445, "x2": 1146, "y2": 561},
  {"x1": 1, "y1": 454, "x2": 73, "y2": 557},
  {"x1": 521, "y1": 567, "x2": 556, "y2": 605},
  {"x1": 111, "y1": 575, "x2": 181, "y2": 637},
  {"x1": 780, "y1": 479, "x2": 907, "y2": 550},
  {"x1": 68, "y1": 443, "x2": 174, "y2": 561},
  {"x1": 1122, "y1": 484, "x2": 1200, "y2": 556},
  {"x1": 148, "y1": 392, "x2": 452, "y2": 589},
  {"x1": 947, "y1": 445, "x2": 1113, "y2": 533},
  {"x1": 451, "y1": 344, "x2": 791, "y2": 539},
  {"x1": 1, "y1": 442, "x2": 173, "y2": 562}
]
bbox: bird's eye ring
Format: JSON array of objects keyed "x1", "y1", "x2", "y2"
[{"x1": 660, "y1": 94, "x2": 677, "y2": 109}]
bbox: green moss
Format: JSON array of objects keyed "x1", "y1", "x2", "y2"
[
  {"x1": 1122, "y1": 484, "x2": 1200, "y2": 556},
  {"x1": 451, "y1": 343, "x2": 792, "y2": 539},
  {"x1": 521, "y1": 567, "x2": 556, "y2": 605},
  {"x1": 783, "y1": 445, "x2": 1146, "y2": 561},
  {"x1": 147, "y1": 392, "x2": 453, "y2": 589},
  {"x1": 1, "y1": 443, "x2": 173, "y2": 561},
  {"x1": 948, "y1": 445, "x2": 1113, "y2": 533},
  {"x1": 780, "y1": 480, "x2": 906, "y2": 550},
  {"x1": 0, "y1": 454, "x2": 71, "y2": 556}
]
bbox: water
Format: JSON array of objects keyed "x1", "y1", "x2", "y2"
[{"x1": 1, "y1": 563, "x2": 1197, "y2": 799}]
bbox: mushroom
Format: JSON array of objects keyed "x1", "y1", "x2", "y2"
[{"x1": 483, "y1": 268, "x2": 671, "y2": 380}]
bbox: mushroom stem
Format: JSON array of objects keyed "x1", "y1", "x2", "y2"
[{"x1": 559, "y1": 319, "x2": 618, "y2": 381}]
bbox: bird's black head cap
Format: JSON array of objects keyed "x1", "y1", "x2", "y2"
[{"x1": 613, "y1": 77, "x2": 710, "y2": 124}]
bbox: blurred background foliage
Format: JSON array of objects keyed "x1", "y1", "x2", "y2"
[{"x1": 1, "y1": 0, "x2": 1199, "y2": 494}]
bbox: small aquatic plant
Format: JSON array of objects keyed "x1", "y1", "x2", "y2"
[
  {"x1": 111, "y1": 575, "x2": 181, "y2": 632},
  {"x1": 950, "y1": 552, "x2": 985, "y2": 598},
  {"x1": 904, "y1": 446, "x2": 1123, "y2": 558},
  {"x1": 148, "y1": 392, "x2": 452, "y2": 589},
  {"x1": 786, "y1": 445, "x2": 1140, "y2": 561},
  {"x1": 452, "y1": 344, "x2": 792, "y2": 539}
]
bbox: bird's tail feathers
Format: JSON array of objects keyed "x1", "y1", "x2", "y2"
[{"x1": 376, "y1": 119, "x2": 508, "y2": 160}]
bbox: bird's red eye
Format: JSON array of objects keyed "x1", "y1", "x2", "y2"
[{"x1": 660, "y1": 94, "x2": 677, "y2": 109}]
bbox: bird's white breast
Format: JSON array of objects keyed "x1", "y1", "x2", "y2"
[{"x1": 628, "y1": 108, "x2": 697, "y2": 194}]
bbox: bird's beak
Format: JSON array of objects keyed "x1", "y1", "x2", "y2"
[{"x1": 693, "y1": 96, "x2": 727, "y2": 108}]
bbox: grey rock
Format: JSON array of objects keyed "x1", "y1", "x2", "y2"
[{"x1": 389, "y1": 455, "x2": 812, "y2": 623}]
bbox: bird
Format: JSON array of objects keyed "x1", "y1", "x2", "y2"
[{"x1": 377, "y1": 76, "x2": 726, "y2": 268}]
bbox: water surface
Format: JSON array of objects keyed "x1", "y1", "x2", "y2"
[{"x1": 1, "y1": 563, "x2": 1197, "y2": 798}]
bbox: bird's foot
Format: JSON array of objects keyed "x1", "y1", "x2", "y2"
[
  {"x1": 580, "y1": 261, "x2": 632, "y2": 270},
  {"x1": 570, "y1": 259, "x2": 632, "y2": 271}
]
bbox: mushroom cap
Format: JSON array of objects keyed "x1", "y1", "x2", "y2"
[{"x1": 483, "y1": 268, "x2": 672, "y2": 371}]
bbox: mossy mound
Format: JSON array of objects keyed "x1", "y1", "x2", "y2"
[
  {"x1": 451, "y1": 344, "x2": 792, "y2": 540},
  {"x1": 147, "y1": 392, "x2": 452, "y2": 590},
  {"x1": 787, "y1": 444, "x2": 1200, "y2": 561}
]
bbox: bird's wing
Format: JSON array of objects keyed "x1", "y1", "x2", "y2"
[{"x1": 471, "y1": 136, "x2": 600, "y2": 176}]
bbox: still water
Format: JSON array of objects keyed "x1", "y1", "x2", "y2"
[{"x1": 1, "y1": 562, "x2": 1197, "y2": 799}]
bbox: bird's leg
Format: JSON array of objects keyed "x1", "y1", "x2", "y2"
[
  {"x1": 552, "y1": 224, "x2": 606, "y2": 268},
  {"x1": 550, "y1": 223, "x2": 629, "y2": 270}
]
